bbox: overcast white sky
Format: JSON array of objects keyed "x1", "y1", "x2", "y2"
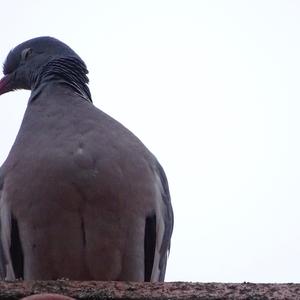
[{"x1": 1, "y1": 1, "x2": 300, "y2": 283}]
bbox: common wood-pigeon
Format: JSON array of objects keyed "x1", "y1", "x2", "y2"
[{"x1": 0, "y1": 37, "x2": 173, "y2": 281}]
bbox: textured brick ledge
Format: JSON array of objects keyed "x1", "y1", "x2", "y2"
[{"x1": 0, "y1": 280, "x2": 299, "y2": 300}]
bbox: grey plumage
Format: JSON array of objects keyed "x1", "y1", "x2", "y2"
[{"x1": 0, "y1": 37, "x2": 173, "y2": 281}]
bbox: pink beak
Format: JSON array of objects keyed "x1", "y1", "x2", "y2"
[{"x1": 0, "y1": 74, "x2": 13, "y2": 96}]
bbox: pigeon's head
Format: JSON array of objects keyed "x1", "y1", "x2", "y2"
[{"x1": 0, "y1": 36, "x2": 91, "y2": 101}]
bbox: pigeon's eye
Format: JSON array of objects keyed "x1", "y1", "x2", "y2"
[{"x1": 21, "y1": 48, "x2": 32, "y2": 61}]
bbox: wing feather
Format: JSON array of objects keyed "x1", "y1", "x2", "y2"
[
  {"x1": 0, "y1": 170, "x2": 15, "y2": 280},
  {"x1": 155, "y1": 162, "x2": 174, "y2": 281}
]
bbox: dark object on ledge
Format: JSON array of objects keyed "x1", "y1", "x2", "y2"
[{"x1": 21, "y1": 293, "x2": 75, "y2": 300}]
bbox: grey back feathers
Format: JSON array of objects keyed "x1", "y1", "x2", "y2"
[{"x1": 0, "y1": 36, "x2": 173, "y2": 281}]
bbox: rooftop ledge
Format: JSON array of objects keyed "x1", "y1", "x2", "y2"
[{"x1": 0, "y1": 280, "x2": 299, "y2": 300}]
